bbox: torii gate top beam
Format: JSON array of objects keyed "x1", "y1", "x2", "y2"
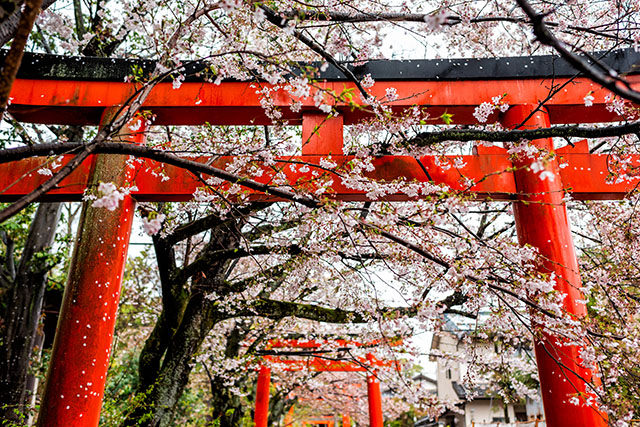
[{"x1": 5, "y1": 49, "x2": 640, "y2": 126}]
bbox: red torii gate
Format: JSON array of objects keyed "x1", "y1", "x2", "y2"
[
  {"x1": 256, "y1": 339, "x2": 396, "y2": 427},
  {"x1": 1, "y1": 50, "x2": 639, "y2": 427}
]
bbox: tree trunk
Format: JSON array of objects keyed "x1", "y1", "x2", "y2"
[
  {"x1": 0, "y1": 202, "x2": 61, "y2": 423},
  {"x1": 122, "y1": 213, "x2": 260, "y2": 426},
  {"x1": 123, "y1": 293, "x2": 220, "y2": 427}
]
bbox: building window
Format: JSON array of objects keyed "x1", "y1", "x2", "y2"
[{"x1": 446, "y1": 369, "x2": 451, "y2": 379}]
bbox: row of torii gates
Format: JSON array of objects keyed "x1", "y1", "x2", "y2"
[
  {"x1": 255, "y1": 338, "x2": 400, "y2": 427},
  {"x1": 1, "y1": 49, "x2": 639, "y2": 426}
]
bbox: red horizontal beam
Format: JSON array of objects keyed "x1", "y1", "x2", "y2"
[
  {"x1": 8, "y1": 76, "x2": 639, "y2": 125},
  {"x1": 263, "y1": 355, "x2": 399, "y2": 372},
  {"x1": 1, "y1": 148, "x2": 638, "y2": 202},
  {"x1": 267, "y1": 339, "x2": 390, "y2": 349}
]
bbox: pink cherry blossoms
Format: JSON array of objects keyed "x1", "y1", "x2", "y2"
[
  {"x1": 473, "y1": 94, "x2": 510, "y2": 123},
  {"x1": 142, "y1": 213, "x2": 166, "y2": 235},
  {"x1": 91, "y1": 182, "x2": 125, "y2": 211}
]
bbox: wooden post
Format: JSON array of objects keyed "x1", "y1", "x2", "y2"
[
  {"x1": 366, "y1": 354, "x2": 383, "y2": 427},
  {"x1": 254, "y1": 365, "x2": 271, "y2": 427},
  {"x1": 503, "y1": 104, "x2": 607, "y2": 427},
  {"x1": 37, "y1": 110, "x2": 145, "y2": 426}
]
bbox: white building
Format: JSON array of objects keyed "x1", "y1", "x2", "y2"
[{"x1": 416, "y1": 316, "x2": 545, "y2": 427}]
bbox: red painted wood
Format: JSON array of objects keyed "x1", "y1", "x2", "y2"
[
  {"x1": 342, "y1": 414, "x2": 351, "y2": 427},
  {"x1": 503, "y1": 105, "x2": 607, "y2": 427},
  {"x1": 267, "y1": 338, "x2": 395, "y2": 348},
  {"x1": 263, "y1": 355, "x2": 398, "y2": 372},
  {"x1": 1, "y1": 150, "x2": 638, "y2": 202},
  {"x1": 302, "y1": 113, "x2": 344, "y2": 155},
  {"x1": 36, "y1": 113, "x2": 145, "y2": 427},
  {"x1": 302, "y1": 418, "x2": 335, "y2": 427},
  {"x1": 8, "y1": 76, "x2": 639, "y2": 125},
  {"x1": 254, "y1": 366, "x2": 271, "y2": 427},
  {"x1": 366, "y1": 354, "x2": 384, "y2": 427}
]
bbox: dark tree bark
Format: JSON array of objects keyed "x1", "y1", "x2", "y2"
[
  {"x1": 206, "y1": 322, "x2": 253, "y2": 427},
  {"x1": 123, "y1": 216, "x2": 246, "y2": 427},
  {"x1": 0, "y1": 202, "x2": 61, "y2": 423}
]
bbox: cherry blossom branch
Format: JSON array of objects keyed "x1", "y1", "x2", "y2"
[
  {"x1": 286, "y1": 10, "x2": 634, "y2": 44},
  {"x1": 515, "y1": 0, "x2": 640, "y2": 104},
  {"x1": 359, "y1": 220, "x2": 561, "y2": 319},
  {"x1": 247, "y1": 298, "x2": 366, "y2": 323},
  {"x1": 406, "y1": 121, "x2": 640, "y2": 147},
  {"x1": 258, "y1": 5, "x2": 369, "y2": 98},
  {"x1": 248, "y1": 297, "x2": 419, "y2": 324},
  {"x1": 491, "y1": 285, "x2": 608, "y2": 405},
  {"x1": 0, "y1": 142, "x2": 323, "y2": 211},
  {"x1": 164, "y1": 202, "x2": 271, "y2": 245},
  {"x1": 0, "y1": 0, "x2": 43, "y2": 120},
  {"x1": 175, "y1": 244, "x2": 304, "y2": 285}
]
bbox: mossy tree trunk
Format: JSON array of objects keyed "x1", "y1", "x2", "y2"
[{"x1": 122, "y1": 214, "x2": 246, "y2": 427}]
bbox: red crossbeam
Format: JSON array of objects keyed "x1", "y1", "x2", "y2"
[
  {"x1": 8, "y1": 77, "x2": 639, "y2": 125},
  {"x1": 267, "y1": 339, "x2": 392, "y2": 349},
  {"x1": 263, "y1": 355, "x2": 397, "y2": 372},
  {"x1": 263, "y1": 339, "x2": 401, "y2": 372},
  {"x1": 2, "y1": 141, "x2": 638, "y2": 202}
]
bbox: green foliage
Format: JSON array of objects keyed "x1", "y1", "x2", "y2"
[
  {"x1": 0, "y1": 404, "x2": 27, "y2": 427},
  {"x1": 439, "y1": 111, "x2": 454, "y2": 125},
  {"x1": 0, "y1": 203, "x2": 36, "y2": 252},
  {"x1": 385, "y1": 408, "x2": 417, "y2": 427},
  {"x1": 100, "y1": 350, "x2": 142, "y2": 426},
  {"x1": 173, "y1": 387, "x2": 212, "y2": 426}
]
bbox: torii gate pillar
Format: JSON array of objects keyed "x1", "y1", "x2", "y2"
[
  {"x1": 366, "y1": 354, "x2": 383, "y2": 427},
  {"x1": 37, "y1": 111, "x2": 144, "y2": 427},
  {"x1": 503, "y1": 105, "x2": 607, "y2": 427},
  {"x1": 254, "y1": 365, "x2": 271, "y2": 427},
  {"x1": 366, "y1": 373, "x2": 383, "y2": 427}
]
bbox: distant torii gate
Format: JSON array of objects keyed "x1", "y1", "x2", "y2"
[
  {"x1": 299, "y1": 416, "x2": 352, "y2": 427},
  {"x1": 1, "y1": 50, "x2": 639, "y2": 427},
  {"x1": 255, "y1": 339, "x2": 398, "y2": 427}
]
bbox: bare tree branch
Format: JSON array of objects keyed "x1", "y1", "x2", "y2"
[
  {"x1": 515, "y1": 0, "x2": 640, "y2": 104},
  {"x1": 0, "y1": 0, "x2": 44, "y2": 120}
]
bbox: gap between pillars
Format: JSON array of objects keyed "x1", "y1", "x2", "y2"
[
  {"x1": 37, "y1": 110, "x2": 146, "y2": 427},
  {"x1": 502, "y1": 104, "x2": 607, "y2": 427}
]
